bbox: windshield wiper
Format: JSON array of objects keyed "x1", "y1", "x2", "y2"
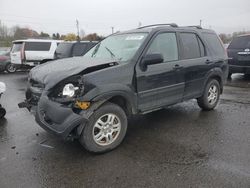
[
  {"x1": 91, "y1": 43, "x2": 101, "y2": 57},
  {"x1": 105, "y1": 46, "x2": 116, "y2": 58}
]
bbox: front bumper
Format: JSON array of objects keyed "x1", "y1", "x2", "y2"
[
  {"x1": 35, "y1": 96, "x2": 87, "y2": 139},
  {"x1": 229, "y1": 65, "x2": 250, "y2": 74}
]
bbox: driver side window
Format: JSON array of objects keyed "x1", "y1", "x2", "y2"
[{"x1": 146, "y1": 33, "x2": 178, "y2": 62}]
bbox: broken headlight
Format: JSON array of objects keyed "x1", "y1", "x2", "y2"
[
  {"x1": 49, "y1": 75, "x2": 84, "y2": 102},
  {"x1": 62, "y1": 83, "x2": 79, "y2": 98}
]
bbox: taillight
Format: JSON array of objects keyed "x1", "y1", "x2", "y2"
[{"x1": 21, "y1": 43, "x2": 26, "y2": 62}]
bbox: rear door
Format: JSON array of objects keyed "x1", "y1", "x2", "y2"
[
  {"x1": 179, "y1": 32, "x2": 208, "y2": 99},
  {"x1": 136, "y1": 32, "x2": 184, "y2": 112},
  {"x1": 10, "y1": 42, "x2": 23, "y2": 65}
]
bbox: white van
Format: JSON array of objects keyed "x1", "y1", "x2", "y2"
[{"x1": 10, "y1": 39, "x2": 62, "y2": 67}]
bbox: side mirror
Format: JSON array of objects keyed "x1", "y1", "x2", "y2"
[{"x1": 140, "y1": 53, "x2": 164, "y2": 71}]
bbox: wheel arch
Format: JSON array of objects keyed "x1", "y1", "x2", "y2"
[
  {"x1": 204, "y1": 69, "x2": 224, "y2": 94},
  {"x1": 92, "y1": 92, "x2": 137, "y2": 117}
]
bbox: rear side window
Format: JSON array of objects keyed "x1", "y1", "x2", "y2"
[
  {"x1": 72, "y1": 43, "x2": 88, "y2": 56},
  {"x1": 180, "y1": 33, "x2": 201, "y2": 59},
  {"x1": 228, "y1": 36, "x2": 250, "y2": 49},
  {"x1": 202, "y1": 33, "x2": 225, "y2": 56},
  {"x1": 12, "y1": 43, "x2": 23, "y2": 52},
  {"x1": 24, "y1": 42, "x2": 51, "y2": 51},
  {"x1": 147, "y1": 32, "x2": 178, "y2": 62}
]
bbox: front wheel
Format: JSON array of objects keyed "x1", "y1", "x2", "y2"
[
  {"x1": 5, "y1": 63, "x2": 17, "y2": 73},
  {"x1": 197, "y1": 79, "x2": 221, "y2": 111},
  {"x1": 79, "y1": 102, "x2": 128, "y2": 153}
]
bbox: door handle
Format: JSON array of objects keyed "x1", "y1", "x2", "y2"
[
  {"x1": 205, "y1": 59, "x2": 213, "y2": 64},
  {"x1": 173, "y1": 64, "x2": 183, "y2": 70}
]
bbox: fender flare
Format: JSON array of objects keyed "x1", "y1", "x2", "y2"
[{"x1": 203, "y1": 68, "x2": 224, "y2": 94}]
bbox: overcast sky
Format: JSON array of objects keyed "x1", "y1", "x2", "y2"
[{"x1": 0, "y1": 0, "x2": 250, "y2": 36}]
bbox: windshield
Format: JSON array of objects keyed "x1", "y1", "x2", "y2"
[
  {"x1": 228, "y1": 35, "x2": 250, "y2": 49},
  {"x1": 84, "y1": 33, "x2": 148, "y2": 61},
  {"x1": 11, "y1": 42, "x2": 23, "y2": 52}
]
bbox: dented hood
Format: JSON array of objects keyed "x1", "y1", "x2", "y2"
[{"x1": 29, "y1": 56, "x2": 118, "y2": 89}]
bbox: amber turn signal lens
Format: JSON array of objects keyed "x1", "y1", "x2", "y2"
[{"x1": 75, "y1": 101, "x2": 90, "y2": 110}]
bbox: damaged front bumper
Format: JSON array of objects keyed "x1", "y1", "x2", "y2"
[
  {"x1": 35, "y1": 96, "x2": 88, "y2": 139},
  {"x1": 19, "y1": 95, "x2": 91, "y2": 139}
]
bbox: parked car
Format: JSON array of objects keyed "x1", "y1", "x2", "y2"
[
  {"x1": 19, "y1": 24, "x2": 228, "y2": 153},
  {"x1": 0, "y1": 82, "x2": 6, "y2": 118},
  {"x1": 0, "y1": 51, "x2": 17, "y2": 73},
  {"x1": 227, "y1": 34, "x2": 250, "y2": 78},
  {"x1": 10, "y1": 39, "x2": 62, "y2": 68},
  {"x1": 55, "y1": 41, "x2": 98, "y2": 59}
]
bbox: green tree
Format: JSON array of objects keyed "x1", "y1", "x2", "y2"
[
  {"x1": 82, "y1": 33, "x2": 104, "y2": 41},
  {"x1": 64, "y1": 33, "x2": 77, "y2": 41},
  {"x1": 14, "y1": 27, "x2": 39, "y2": 39},
  {"x1": 40, "y1": 31, "x2": 50, "y2": 38},
  {"x1": 52, "y1": 33, "x2": 61, "y2": 39}
]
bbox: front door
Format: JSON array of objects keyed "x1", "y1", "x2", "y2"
[{"x1": 136, "y1": 32, "x2": 185, "y2": 112}]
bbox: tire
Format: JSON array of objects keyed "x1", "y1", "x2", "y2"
[
  {"x1": 197, "y1": 79, "x2": 221, "y2": 111},
  {"x1": 0, "y1": 107, "x2": 6, "y2": 119},
  {"x1": 79, "y1": 102, "x2": 128, "y2": 153},
  {"x1": 5, "y1": 63, "x2": 17, "y2": 73},
  {"x1": 228, "y1": 72, "x2": 232, "y2": 79}
]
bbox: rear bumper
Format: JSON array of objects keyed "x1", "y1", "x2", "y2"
[
  {"x1": 229, "y1": 65, "x2": 250, "y2": 74},
  {"x1": 35, "y1": 96, "x2": 87, "y2": 139}
]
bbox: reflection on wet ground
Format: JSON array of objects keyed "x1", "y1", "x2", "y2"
[{"x1": 0, "y1": 72, "x2": 250, "y2": 187}]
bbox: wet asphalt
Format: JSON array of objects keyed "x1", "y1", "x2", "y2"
[{"x1": 0, "y1": 72, "x2": 250, "y2": 188}]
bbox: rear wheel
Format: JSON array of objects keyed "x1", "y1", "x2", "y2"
[
  {"x1": 79, "y1": 102, "x2": 128, "y2": 153},
  {"x1": 197, "y1": 79, "x2": 221, "y2": 111},
  {"x1": 5, "y1": 63, "x2": 17, "y2": 73}
]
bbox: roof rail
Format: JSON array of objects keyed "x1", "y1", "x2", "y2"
[
  {"x1": 187, "y1": 25, "x2": 202, "y2": 29},
  {"x1": 138, "y1": 23, "x2": 178, "y2": 29}
]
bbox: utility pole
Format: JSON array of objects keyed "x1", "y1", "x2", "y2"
[
  {"x1": 199, "y1": 19, "x2": 202, "y2": 27},
  {"x1": 76, "y1": 19, "x2": 80, "y2": 41},
  {"x1": 111, "y1": 27, "x2": 114, "y2": 34},
  {"x1": 138, "y1": 22, "x2": 142, "y2": 28}
]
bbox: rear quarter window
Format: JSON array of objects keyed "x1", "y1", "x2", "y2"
[
  {"x1": 24, "y1": 42, "x2": 51, "y2": 51},
  {"x1": 202, "y1": 33, "x2": 225, "y2": 57},
  {"x1": 228, "y1": 36, "x2": 250, "y2": 49},
  {"x1": 12, "y1": 43, "x2": 23, "y2": 52}
]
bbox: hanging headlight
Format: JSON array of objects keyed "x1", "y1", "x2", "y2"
[{"x1": 62, "y1": 83, "x2": 79, "y2": 97}]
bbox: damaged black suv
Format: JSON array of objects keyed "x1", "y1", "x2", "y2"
[{"x1": 19, "y1": 24, "x2": 228, "y2": 153}]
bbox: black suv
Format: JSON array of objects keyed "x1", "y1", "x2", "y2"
[
  {"x1": 55, "y1": 41, "x2": 98, "y2": 59},
  {"x1": 227, "y1": 34, "x2": 250, "y2": 77},
  {"x1": 19, "y1": 24, "x2": 228, "y2": 153}
]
